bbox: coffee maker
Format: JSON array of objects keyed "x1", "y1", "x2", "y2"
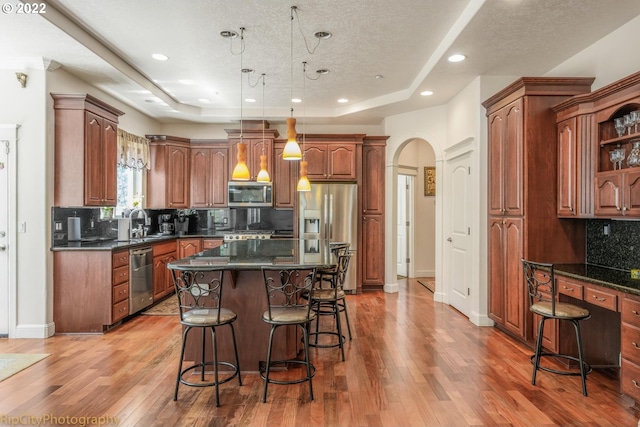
[{"x1": 158, "y1": 214, "x2": 174, "y2": 235}]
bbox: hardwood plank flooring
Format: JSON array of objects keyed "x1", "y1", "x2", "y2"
[{"x1": 1, "y1": 278, "x2": 639, "y2": 426}]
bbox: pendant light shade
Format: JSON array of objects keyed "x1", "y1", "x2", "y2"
[
  {"x1": 256, "y1": 154, "x2": 270, "y2": 182},
  {"x1": 283, "y1": 117, "x2": 302, "y2": 160},
  {"x1": 297, "y1": 160, "x2": 311, "y2": 192},
  {"x1": 231, "y1": 141, "x2": 250, "y2": 180}
]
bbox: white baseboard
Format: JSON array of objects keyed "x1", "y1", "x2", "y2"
[
  {"x1": 384, "y1": 282, "x2": 399, "y2": 293},
  {"x1": 414, "y1": 269, "x2": 435, "y2": 277},
  {"x1": 468, "y1": 311, "x2": 494, "y2": 327},
  {"x1": 14, "y1": 322, "x2": 55, "y2": 338}
]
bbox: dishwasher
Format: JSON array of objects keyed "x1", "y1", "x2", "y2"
[{"x1": 129, "y1": 247, "x2": 154, "y2": 314}]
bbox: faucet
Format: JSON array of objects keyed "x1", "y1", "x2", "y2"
[{"x1": 129, "y1": 208, "x2": 149, "y2": 239}]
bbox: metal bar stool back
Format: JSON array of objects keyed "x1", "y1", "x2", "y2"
[
  {"x1": 171, "y1": 267, "x2": 241, "y2": 406},
  {"x1": 522, "y1": 259, "x2": 592, "y2": 396},
  {"x1": 260, "y1": 266, "x2": 317, "y2": 402}
]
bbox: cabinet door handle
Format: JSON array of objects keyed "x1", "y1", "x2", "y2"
[
  {"x1": 562, "y1": 285, "x2": 574, "y2": 291},
  {"x1": 623, "y1": 206, "x2": 628, "y2": 212},
  {"x1": 632, "y1": 310, "x2": 640, "y2": 316},
  {"x1": 633, "y1": 342, "x2": 640, "y2": 350},
  {"x1": 633, "y1": 380, "x2": 640, "y2": 389},
  {"x1": 591, "y1": 295, "x2": 606, "y2": 302}
]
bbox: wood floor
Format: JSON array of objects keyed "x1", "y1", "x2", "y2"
[{"x1": 1, "y1": 278, "x2": 640, "y2": 426}]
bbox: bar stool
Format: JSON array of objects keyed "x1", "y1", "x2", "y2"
[
  {"x1": 171, "y1": 267, "x2": 241, "y2": 406},
  {"x1": 309, "y1": 252, "x2": 353, "y2": 361},
  {"x1": 260, "y1": 266, "x2": 317, "y2": 402},
  {"x1": 522, "y1": 259, "x2": 592, "y2": 396}
]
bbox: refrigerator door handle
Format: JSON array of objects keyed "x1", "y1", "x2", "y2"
[
  {"x1": 329, "y1": 194, "x2": 334, "y2": 240},
  {"x1": 323, "y1": 194, "x2": 329, "y2": 240}
]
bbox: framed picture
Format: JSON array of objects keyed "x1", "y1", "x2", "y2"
[{"x1": 424, "y1": 166, "x2": 435, "y2": 196}]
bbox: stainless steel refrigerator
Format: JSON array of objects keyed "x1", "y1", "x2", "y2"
[{"x1": 299, "y1": 183, "x2": 358, "y2": 292}]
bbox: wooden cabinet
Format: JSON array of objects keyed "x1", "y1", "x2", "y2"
[
  {"x1": 555, "y1": 115, "x2": 596, "y2": 217},
  {"x1": 52, "y1": 93, "x2": 124, "y2": 207},
  {"x1": 359, "y1": 137, "x2": 387, "y2": 290},
  {"x1": 147, "y1": 135, "x2": 191, "y2": 209},
  {"x1": 178, "y1": 238, "x2": 202, "y2": 259},
  {"x1": 554, "y1": 71, "x2": 640, "y2": 218},
  {"x1": 152, "y1": 240, "x2": 177, "y2": 300},
  {"x1": 54, "y1": 249, "x2": 129, "y2": 333},
  {"x1": 483, "y1": 77, "x2": 592, "y2": 343},
  {"x1": 273, "y1": 142, "x2": 297, "y2": 209},
  {"x1": 190, "y1": 143, "x2": 228, "y2": 208},
  {"x1": 202, "y1": 238, "x2": 223, "y2": 250},
  {"x1": 303, "y1": 142, "x2": 357, "y2": 181},
  {"x1": 488, "y1": 217, "x2": 524, "y2": 338},
  {"x1": 622, "y1": 295, "x2": 640, "y2": 402}
]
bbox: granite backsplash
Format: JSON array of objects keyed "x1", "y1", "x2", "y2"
[{"x1": 586, "y1": 219, "x2": 640, "y2": 271}]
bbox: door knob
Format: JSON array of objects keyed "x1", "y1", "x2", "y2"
[
  {"x1": 0, "y1": 245, "x2": 6, "y2": 251},
  {"x1": 447, "y1": 237, "x2": 452, "y2": 242},
  {"x1": 0, "y1": 231, "x2": 5, "y2": 237}
]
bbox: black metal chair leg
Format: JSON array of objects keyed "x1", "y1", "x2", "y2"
[
  {"x1": 532, "y1": 317, "x2": 546, "y2": 386},
  {"x1": 262, "y1": 325, "x2": 277, "y2": 403},
  {"x1": 572, "y1": 319, "x2": 588, "y2": 396},
  {"x1": 229, "y1": 323, "x2": 242, "y2": 386},
  {"x1": 301, "y1": 323, "x2": 314, "y2": 401},
  {"x1": 174, "y1": 326, "x2": 190, "y2": 401},
  {"x1": 341, "y1": 300, "x2": 353, "y2": 340},
  {"x1": 334, "y1": 302, "x2": 345, "y2": 361}
]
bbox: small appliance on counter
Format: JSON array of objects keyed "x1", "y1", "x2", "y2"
[
  {"x1": 67, "y1": 216, "x2": 81, "y2": 241},
  {"x1": 174, "y1": 211, "x2": 197, "y2": 236},
  {"x1": 158, "y1": 214, "x2": 174, "y2": 235},
  {"x1": 117, "y1": 218, "x2": 130, "y2": 241}
]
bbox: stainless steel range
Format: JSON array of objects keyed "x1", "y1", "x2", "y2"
[{"x1": 223, "y1": 231, "x2": 273, "y2": 242}]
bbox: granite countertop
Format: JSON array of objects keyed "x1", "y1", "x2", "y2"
[
  {"x1": 554, "y1": 263, "x2": 640, "y2": 296},
  {"x1": 168, "y1": 238, "x2": 334, "y2": 271},
  {"x1": 50, "y1": 231, "x2": 225, "y2": 251}
]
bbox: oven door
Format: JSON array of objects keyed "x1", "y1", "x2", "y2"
[{"x1": 228, "y1": 182, "x2": 273, "y2": 207}]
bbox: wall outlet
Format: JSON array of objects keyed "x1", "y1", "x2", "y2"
[{"x1": 54, "y1": 221, "x2": 62, "y2": 231}]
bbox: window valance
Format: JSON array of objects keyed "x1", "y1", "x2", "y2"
[{"x1": 117, "y1": 129, "x2": 150, "y2": 170}]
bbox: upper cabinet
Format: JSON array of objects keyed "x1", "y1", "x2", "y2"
[
  {"x1": 273, "y1": 142, "x2": 298, "y2": 209},
  {"x1": 146, "y1": 135, "x2": 191, "y2": 209},
  {"x1": 190, "y1": 141, "x2": 228, "y2": 208},
  {"x1": 554, "y1": 71, "x2": 640, "y2": 218},
  {"x1": 362, "y1": 138, "x2": 386, "y2": 215},
  {"x1": 52, "y1": 93, "x2": 124, "y2": 207},
  {"x1": 301, "y1": 135, "x2": 363, "y2": 181}
]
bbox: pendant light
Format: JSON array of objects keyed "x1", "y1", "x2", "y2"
[
  {"x1": 256, "y1": 73, "x2": 271, "y2": 183},
  {"x1": 297, "y1": 61, "x2": 311, "y2": 192},
  {"x1": 231, "y1": 27, "x2": 250, "y2": 181},
  {"x1": 282, "y1": 6, "x2": 302, "y2": 160}
]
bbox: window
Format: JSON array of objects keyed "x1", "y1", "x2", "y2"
[{"x1": 116, "y1": 165, "x2": 146, "y2": 217}]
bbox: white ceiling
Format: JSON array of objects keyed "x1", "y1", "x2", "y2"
[{"x1": 2, "y1": 0, "x2": 640, "y2": 126}]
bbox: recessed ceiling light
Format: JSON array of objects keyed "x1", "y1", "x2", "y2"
[
  {"x1": 314, "y1": 31, "x2": 332, "y2": 40},
  {"x1": 199, "y1": 98, "x2": 211, "y2": 103},
  {"x1": 375, "y1": 75, "x2": 384, "y2": 80},
  {"x1": 316, "y1": 69, "x2": 330, "y2": 75},
  {"x1": 292, "y1": 98, "x2": 302, "y2": 103},
  {"x1": 178, "y1": 79, "x2": 193, "y2": 85},
  {"x1": 337, "y1": 98, "x2": 349, "y2": 103},
  {"x1": 420, "y1": 90, "x2": 434, "y2": 96},
  {"x1": 245, "y1": 98, "x2": 256, "y2": 103},
  {"x1": 448, "y1": 54, "x2": 466, "y2": 62},
  {"x1": 152, "y1": 53, "x2": 169, "y2": 61}
]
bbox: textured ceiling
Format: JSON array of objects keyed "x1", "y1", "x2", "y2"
[{"x1": 1, "y1": 0, "x2": 640, "y2": 125}]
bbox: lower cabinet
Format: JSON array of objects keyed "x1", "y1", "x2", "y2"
[
  {"x1": 178, "y1": 238, "x2": 202, "y2": 259},
  {"x1": 153, "y1": 240, "x2": 177, "y2": 300},
  {"x1": 361, "y1": 215, "x2": 384, "y2": 287},
  {"x1": 621, "y1": 295, "x2": 640, "y2": 402},
  {"x1": 112, "y1": 250, "x2": 130, "y2": 323}
]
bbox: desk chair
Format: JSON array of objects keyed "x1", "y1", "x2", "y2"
[
  {"x1": 522, "y1": 259, "x2": 592, "y2": 396},
  {"x1": 171, "y1": 268, "x2": 241, "y2": 406},
  {"x1": 260, "y1": 266, "x2": 317, "y2": 402}
]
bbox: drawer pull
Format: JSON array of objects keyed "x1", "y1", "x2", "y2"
[
  {"x1": 592, "y1": 295, "x2": 606, "y2": 302},
  {"x1": 562, "y1": 286, "x2": 574, "y2": 291},
  {"x1": 633, "y1": 380, "x2": 640, "y2": 389},
  {"x1": 633, "y1": 310, "x2": 640, "y2": 316},
  {"x1": 633, "y1": 342, "x2": 640, "y2": 350}
]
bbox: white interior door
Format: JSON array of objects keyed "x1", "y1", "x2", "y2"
[
  {"x1": 0, "y1": 125, "x2": 17, "y2": 337},
  {"x1": 447, "y1": 152, "x2": 472, "y2": 317},
  {"x1": 397, "y1": 175, "x2": 408, "y2": 277}
]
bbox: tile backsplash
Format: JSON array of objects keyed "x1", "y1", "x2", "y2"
[{"x1": 586, "y1": 219, "x2": 640, "y2": 271}]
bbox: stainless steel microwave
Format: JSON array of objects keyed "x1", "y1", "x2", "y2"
[{"x1": 228, "y1": 181, "x2": 273, "y2": 207}]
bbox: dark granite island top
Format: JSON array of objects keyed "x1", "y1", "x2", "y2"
[
  {"x1": 168, "y1": 238, "x2": 335, "y2": 271},
  {"x1": 167, "y1": 238, "x2": 337, "y2": 372}
]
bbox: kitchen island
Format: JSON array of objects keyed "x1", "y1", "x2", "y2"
[{"x1": 167, "y1": 238, "x2": 336, "y2": 372}]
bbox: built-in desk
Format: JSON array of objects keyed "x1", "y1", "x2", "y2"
[
  {"x1": 167, "y1": 238, "x2": 336, "y2": 372},
  {"x1": 551, "y1": 264, "x2": 640, "y2": 403}
]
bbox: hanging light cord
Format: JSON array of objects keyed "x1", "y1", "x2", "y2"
[
  {"x1": 262, "y1": 73, "x2": 266, "y2": 154},
  {"x1": 239, "y1": 27, "x2": 245, "y2": 141},
  {"x1": 302, "y1": 61, "x2": 306, "y2": 158},
  {"x1": 290, "y1": 7, "x2": 295, "y2": 117},
  {"x1": 292, "y1": 6, "x2": 322, "y2": 54}
]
